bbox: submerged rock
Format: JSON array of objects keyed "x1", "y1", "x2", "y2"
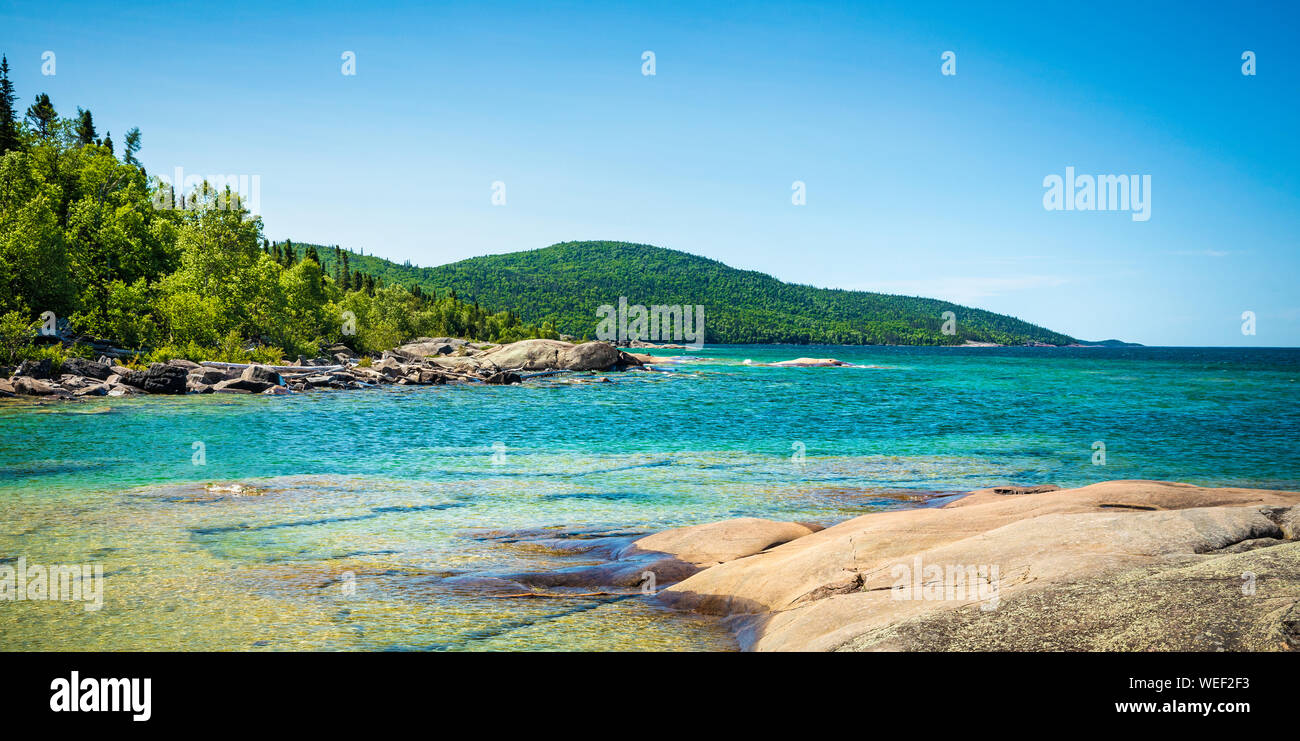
[{"x1": 769, "y1": 357, "x2": 851, "y2": 367}]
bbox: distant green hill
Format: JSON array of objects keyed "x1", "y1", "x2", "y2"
[{"x1": 293, "y1": 240, "x2": 1078, "y2": 346}]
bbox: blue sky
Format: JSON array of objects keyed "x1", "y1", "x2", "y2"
[{"x1": 3, "y1": 0, "x2": 1298, "y2": 345}]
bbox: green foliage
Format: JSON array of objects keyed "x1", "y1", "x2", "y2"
[
  {"x1": 0, "y1": 310, "x2": 34, "y2": 365},
  {"x1": 0, "y1": 56, "x2": 20, "y2": 154},
  {"x1": 75, "y1": 108, "x2": 96, "y2": 146},
  {"x1": 12, "y1": 342, "x2": 68, "y2": 372},
  {"x1": 304, "y1": 241, "x2": 1077, "y2": 346}
]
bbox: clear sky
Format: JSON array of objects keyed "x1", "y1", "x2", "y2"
[{"x1": 3, "y1": 0, "x2": 1298, "y2": 345}]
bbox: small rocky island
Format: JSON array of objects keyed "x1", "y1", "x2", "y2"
[{"x1": 0, "y1": 338, "x2": 651, "y2": 399}]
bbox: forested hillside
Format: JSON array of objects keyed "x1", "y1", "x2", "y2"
[{"x1": 299, "y1": 241, "x2": 1077, "y2": 346}]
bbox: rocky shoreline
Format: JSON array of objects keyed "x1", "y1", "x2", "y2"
[
  {"x1": 492, "y1": 480, "x2": 1300, "y2": 651},
  {"x1": 0, "y1": 338, "x2": 653, "y2": 400}
]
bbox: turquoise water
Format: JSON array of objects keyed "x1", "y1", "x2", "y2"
[{"x1": 2, "y1": 345, "x2": 1298, "y2": 650}]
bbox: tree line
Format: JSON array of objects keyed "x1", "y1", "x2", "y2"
[{"x1": 0, "y1": 56, "x2": 557, "y2": 368}]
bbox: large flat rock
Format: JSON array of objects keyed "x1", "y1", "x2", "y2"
[{"x1": 656, "y1": 480, "x2": 1300, "y2": 651}]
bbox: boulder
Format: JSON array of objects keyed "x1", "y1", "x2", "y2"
[
  {"x1": 12, "y1": 376, "x2": 56, "y2": 395},
  {"x1": 213, "y1": 378, "x2": 269, "y2": 393},
  {"x1": 188, "y1": 368, "x2": 229, "y2": 385},
  {"x1": 73, "y1": 383, "x2": 110, "y2": 397},
  {"x1": 398, "y1": 339, "x2": 460, "y2": 357},
  {"x1": 559, "y1": 341, "x2": 624, "y2": 371},
  {"x1": 240, "y1": 365, "x2": 284, "y2": 387},
  {"x1": 13, "y1": 359, "x2": 53, "y2": 379},
  {"x1": 60, "y1": 357, "x2": 112, "y2": 380},
  {"x1": 481, "y1": 339, "x2": 625, "y2": 371},
  {"x1": 123, "y1": 363, "x2": 189, "y2": 394},
  {"x1": 383, "y1": 349, "x2": 422, "y2": 363},
  {"x1": 425, "y1": 356, "x2": 489, "y2": 375},
  {"x1": 374, "y1": 356, "x2": 406, "y2": 378},
  {"x1": 625, "y1": 518, "x2": 818, "y2": 567},
  {"x1": 417, "y1": 369, "x2": 448, "y2": 385},
  {"x1": 56, "y1": 374, "x2": 93, "y2": 388},
  {"x1": 479, "y1": 339, "x2": 570, "y2": 370},
  {"x1": 483, "y1": 371, "x2": 521, "y2": 385},
  {"x1": 262, "y1": 385, "x2": 291, "y2": 395},
  {"x1": 166, "y1": 358, "x2": 201, "y2": 371}
]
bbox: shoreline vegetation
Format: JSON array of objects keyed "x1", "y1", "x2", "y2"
[{"x1": 484, "y1": 480, "x2": 1300, "y2": 651}]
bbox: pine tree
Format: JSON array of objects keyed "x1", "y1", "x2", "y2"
[
  {"x1": 123, "y1": 127, "x2": 142, "y2": 166},
  {"x1": 24, "y1": 93, "x2": 56, "y2": 138},
  {"x1": 102, "y1": 130, "x2": 113, "y2": 155},
  {"x1": 340, "y1": 252, "x2": 351, "y2": 291},
  {"x1": 75, "y1": 108, "x2": 96, "y2": 145},
  {"x1": 0, "y1": 56, "x2": 21, "y2": 153}
]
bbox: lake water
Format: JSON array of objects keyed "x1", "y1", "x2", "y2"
[{"x1": 2, "y1": 345, "x2": 1298, "y2": 650}]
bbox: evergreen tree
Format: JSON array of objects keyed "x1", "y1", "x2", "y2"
[
  {"x1": 122, "y1": 127, "x2": 142, "y2": 166},
  {"x1": 102, "y1": 130, "x2": 113, "y2": 154},
  {"x1": 24, "y1": 93, "x2": 57, "y2": 138},
  {"x1": 75, "y1": 108, "x2": 96, "y2": 145},
  {"x1": 0, "y1": 56, "x2": 20, "y2": 153}
]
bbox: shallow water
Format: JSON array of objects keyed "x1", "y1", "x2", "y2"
[{"x1": 2, "y1": 345, "x2": 1298, "y2": 650}]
